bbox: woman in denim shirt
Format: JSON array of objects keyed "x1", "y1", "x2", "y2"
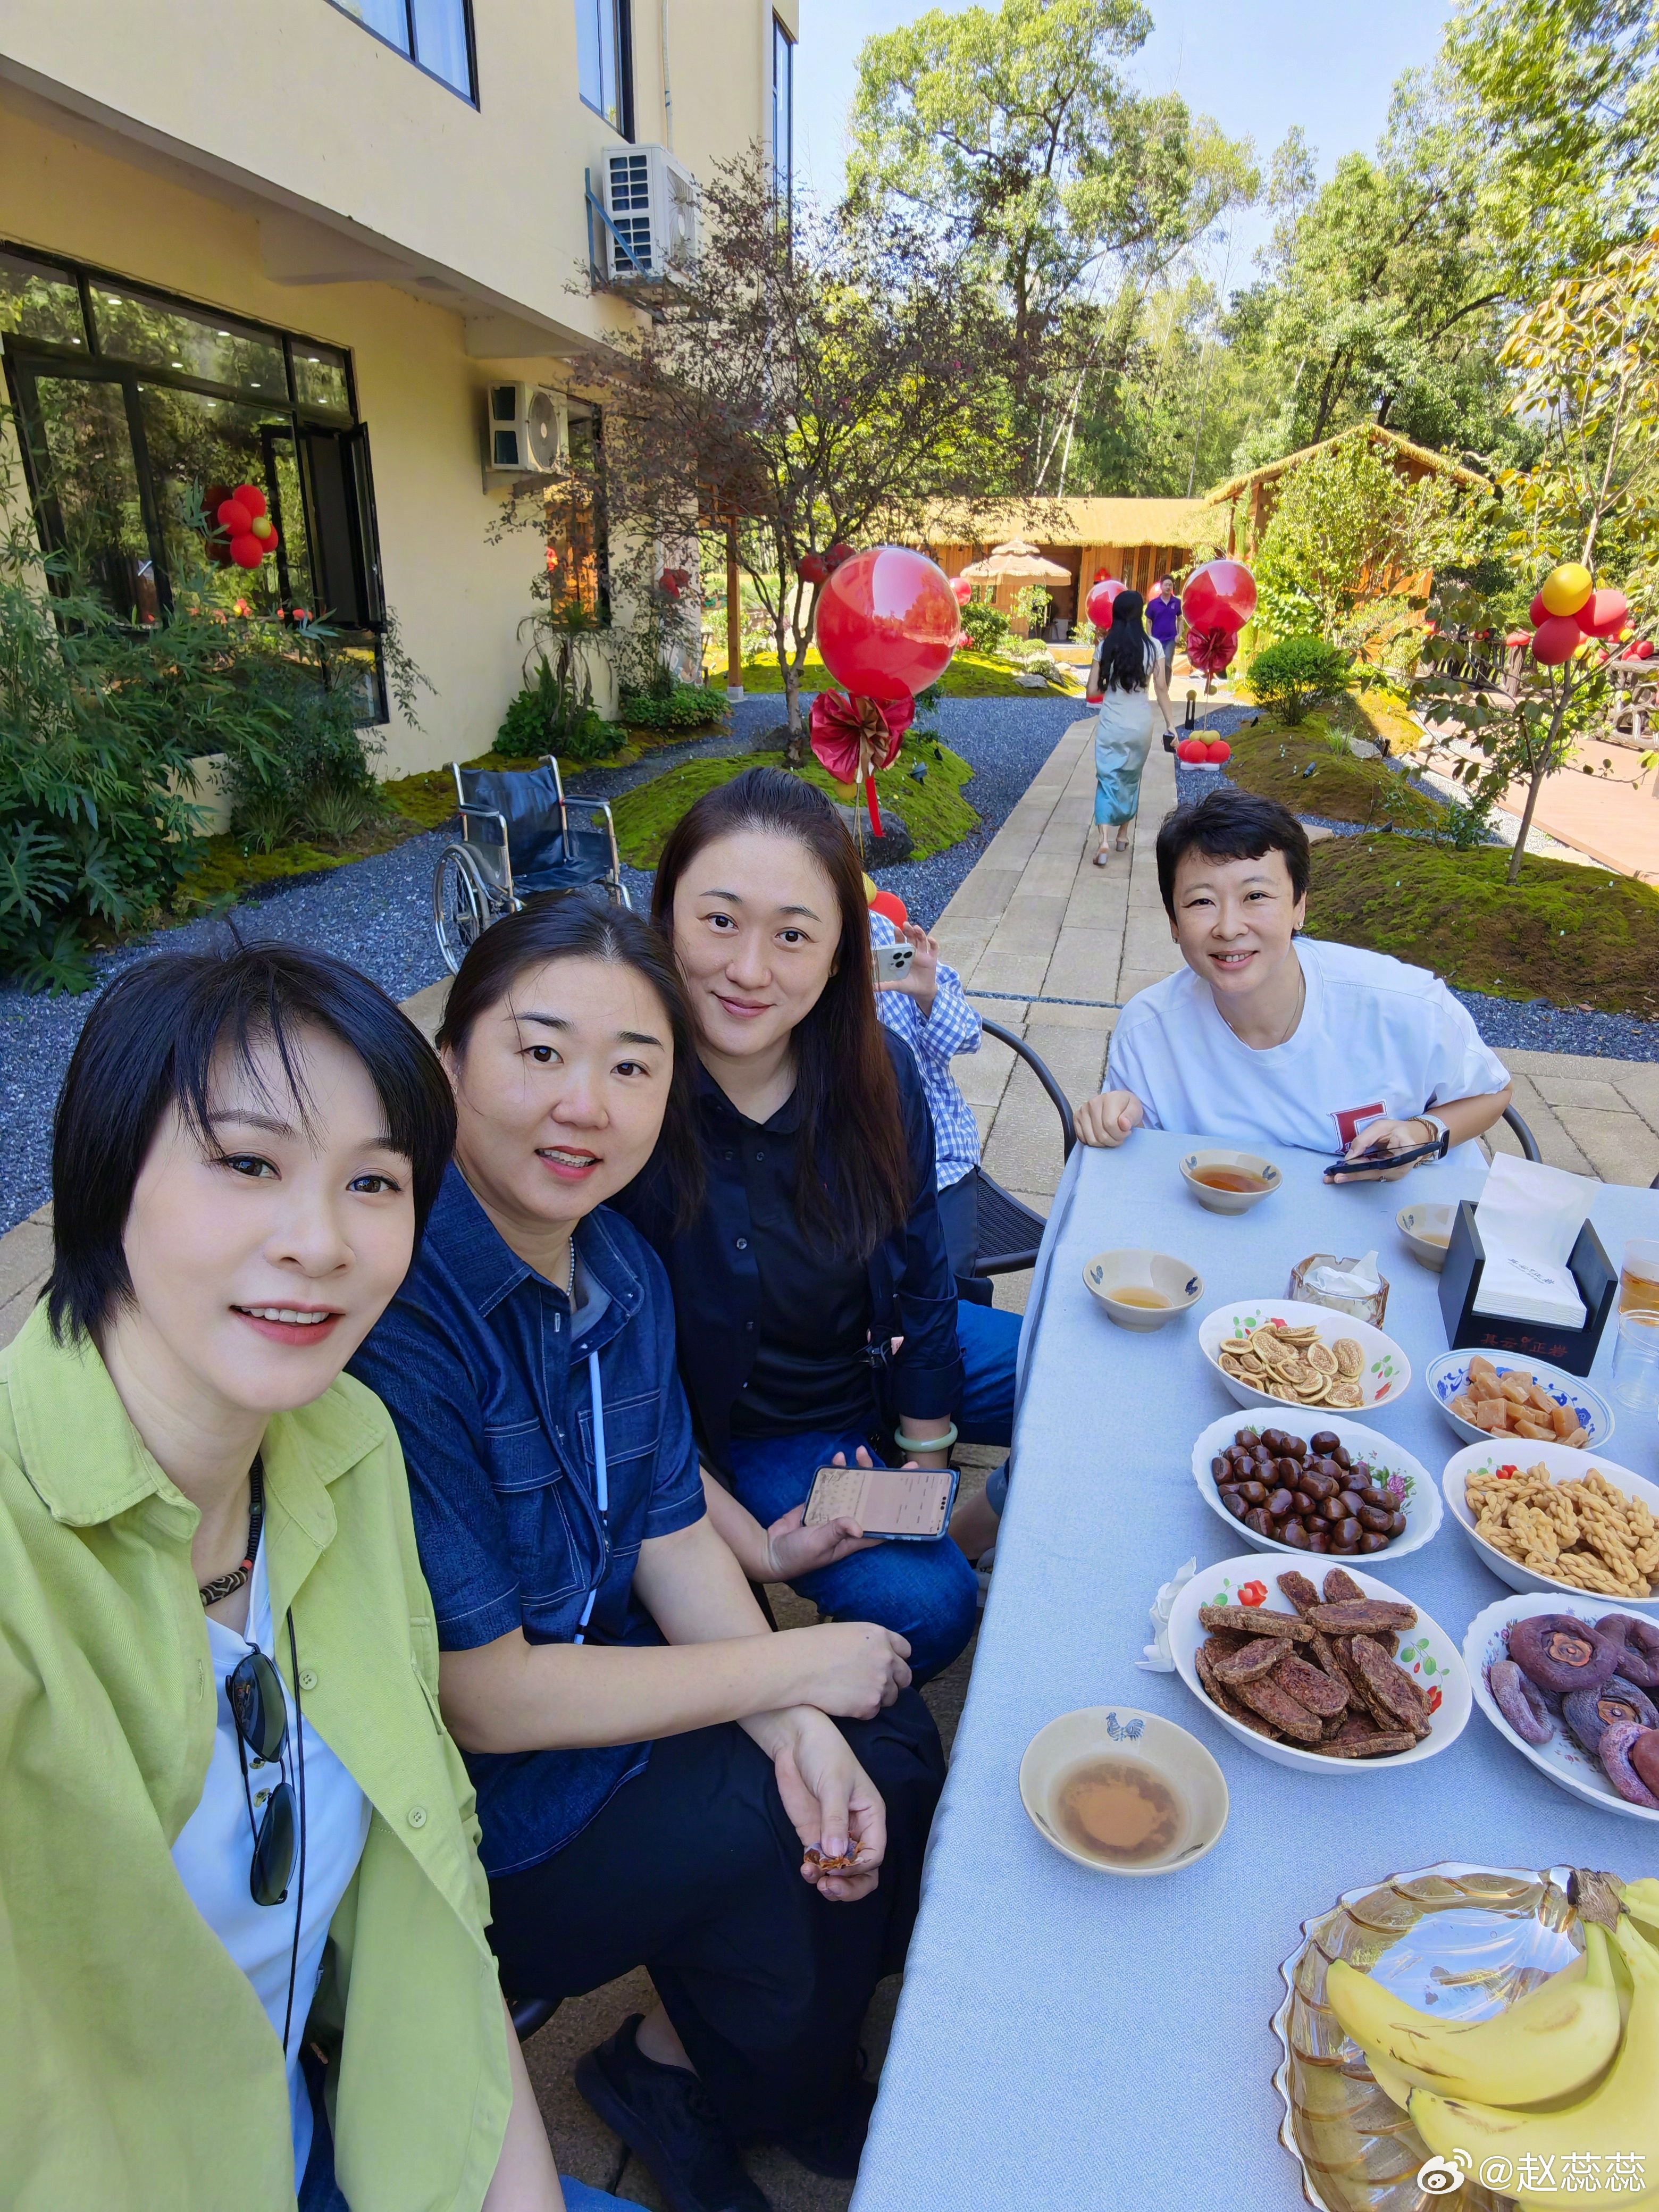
[
  {"x1": 350, "y1": 898, "x2": 943, "y2": 2212},
  {"x1": 614, "y1": 769, "x2": 1020, "y2": 1683}
]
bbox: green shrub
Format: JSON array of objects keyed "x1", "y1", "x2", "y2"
[
  {"x1": 1247, "y1": 636, "x2": 1355, "y2": 726},
  {"x1": 217, "y1": 639, "x2": 386, "y2": 851},
  {"x1": 618, "y1": 680, "x2": 727, "y2": 733},
  {"x1": 495, "y1": 651, "x2": 625, "y2": 764},
  {"x1": 958, "y1": 598, "x2": 1010, "y2": 652}
]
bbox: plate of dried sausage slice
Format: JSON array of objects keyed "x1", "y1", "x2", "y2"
[{"x1": 1166, "y1": 1555, "x2": 1471, "y2": 1774}]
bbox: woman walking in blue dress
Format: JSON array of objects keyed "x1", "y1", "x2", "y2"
[{"x1": 1091, "y1": 588, "x2": 1176, "y2": 861}]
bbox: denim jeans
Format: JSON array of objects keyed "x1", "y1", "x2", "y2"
[{"x1": 726, "y1": 1300, "x2": 1019, "y2": 1681}]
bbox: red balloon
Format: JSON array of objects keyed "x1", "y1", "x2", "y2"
[
  {"x1": 1528, "y1": 592, "x2": 1549, "y2": 627},
  {"x1": 1177, "y1": 737, "x2": 1209, "y2": 763},
  {"x1": 799, "y1": 552, "x2": 828, "y2": 585},
  {"x1": 229, "y1": 533, "x2": 265, "y2": 570},
  {"x1": 951, "y1": 576, "x2": 973, "y2": 606},
  {"x1": 217, "y1": 498, "x2": 252, "y2": 536},
  {"x1": 816, "y1": 547, "x2": 961, "y2": 701},
  {"x1": 1531, "y1": 615, "x2": 1581, "y2": 665},
  {"x1": 1085, "y1": 578, "x2": 1124, "y2": 627},
  {"x1": 1580, "y1": 587, "x2": 1629, "y2": 639},
  {"x1": 1183, "y1": 559, "x2": 1256, "y2": 633},
  {"x1": 870, "y1": 889, "x2": 909, "y2": 928},
  {"x1": 1204, "y1": 739, "x2": 1231, "y2": 764},
  {"x1": 1505, "y1": 631, "x2": 1531, "y2": 648},
  {"x1": 234, "y1": 482, "x2": 268, "y2": 521}
]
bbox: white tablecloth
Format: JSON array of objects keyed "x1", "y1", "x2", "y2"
[{"x1": 853, "y1": 1133, "x2": 1659, "y2": 2212}]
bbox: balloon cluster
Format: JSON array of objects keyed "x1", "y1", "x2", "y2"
[
  {"x1": 810, "y1": 546, "x2": 964, "y2": 842},
  {"x1": 1523, "y1": 563, "x2": 1628, "y2": 666},
  {"x1": 1180, "y1": 559, "x2": 1256, "y2": 678},
  {"x1": 1177, "y1": 735, "x2": 1232, "y2": 766},
  {"x1": 213, "y1": 482, "x2": 279, "y2": 571},
  {"x1": 799, "y1": 541, "x2": 857, "y2": 588}
]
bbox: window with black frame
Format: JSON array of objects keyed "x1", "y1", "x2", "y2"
[
  {"x1": 0, "y1": 246, "x2": 389, "y2": 722},
  {"x1": 575, "y1": 0, "x2": 633, "y2": 138},
  {"x1": 772, "y1": 15, "x2": 794, "y2": 207},
  {"x1": 327, "y1": 0, "x2": 477, "y2": 102}
]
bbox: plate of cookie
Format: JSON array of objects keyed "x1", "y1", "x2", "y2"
[
  {"x1": 1442, "y1": 1440, "x2": 1659, "y2": 1607},
  {"x1": 1166, "y1": 1555, "x2": 1470, "y2": 1773},
  {"x1": 1197, "y1": 1300, "x2": 1411, "y2": 1418}
]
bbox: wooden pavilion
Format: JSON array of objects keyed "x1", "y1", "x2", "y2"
[
  {"x1": 1203, "y1": 425, "x2": 1494, "y2": 561},
  {"x1": 918, "y1": 497, "x2": 1216, "y2": 633}
]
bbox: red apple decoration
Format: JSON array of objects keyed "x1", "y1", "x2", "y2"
[
  {"x1": 1182, "y1": 559, "x2": 1256, "y2": 632},
  {"x1": 816, "y1": 546, "x2": 961, "y2": 701},
  {"x1": 1085, "y1": 577, "x2": 1124, "y2": 627},
  {"x1": 1531, "y1": 615, "x2": 1582, "y2": 665}
]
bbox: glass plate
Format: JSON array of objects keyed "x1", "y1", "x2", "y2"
[{"x1": 1271, "y1": 1862, "x2": 1590, "y2": 2210}]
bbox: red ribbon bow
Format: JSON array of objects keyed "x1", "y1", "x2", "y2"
[{"x1": 809, "y1": 689, "x2": 912, "y2": 840}]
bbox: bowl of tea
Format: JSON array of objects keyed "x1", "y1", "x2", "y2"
[
  {"x1": 1019, "y1": 1706, "x2": 1228, "y2": 1877},
  {"x1": 1179, "y1": 1149, "x2": 1282, "y2": 1216},
  {"x1": 1083, "y1": 1247, "x2": 1204, "y2": 1332},
  {"x1": 1396, "y1": 1200, "x2": 1455, "y2": 1272}
]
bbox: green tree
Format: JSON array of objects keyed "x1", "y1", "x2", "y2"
[
  {"x1": 845, "y1": 0, "x2": 1255, "y2": 482},
  {"x1": 1253, "y1": 434, "x2": 1468, "y2": 660},
  {"x1": 1445, "y1": 0, "x2": 1659, "y2": 286},
  {"x1": 1417, "y1": 230, "x2": 1659, "y2": 879}
]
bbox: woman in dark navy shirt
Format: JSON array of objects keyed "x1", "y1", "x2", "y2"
[
  {"x1": 615, "y1": 768, "x2": 1020, "y2": 1682},
  {"x1": 350, "y1": 898, "x2": 943, "y2": 2212}
]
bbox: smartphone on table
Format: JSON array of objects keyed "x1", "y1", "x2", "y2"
[
  {"x1": 803, "y1": 1462, "x2": 960, "y2": 1541},
  {"x1": 872, "y1": 940, "x2": 915, "y2": 985}
]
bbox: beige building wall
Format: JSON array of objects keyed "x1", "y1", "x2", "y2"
[{"x1": 0, "y1": 0, "x2": 795, "y2": 777}]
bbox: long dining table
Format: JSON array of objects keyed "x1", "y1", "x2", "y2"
[{"x1": 852, "y1": 1130, "x2": 1659, "y2": 2212}]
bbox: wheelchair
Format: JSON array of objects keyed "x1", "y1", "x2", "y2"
[{"x1": 431, "y1": 755, "x2": 630, "y2": 975}]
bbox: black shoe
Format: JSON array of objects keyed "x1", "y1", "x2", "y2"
[
  {"x1": 775, "y1": 2074, "x2": 877, "y2": 2180},
  {"x1": 573, "y1": 2015, "x2": 772, "y2": 2212}
]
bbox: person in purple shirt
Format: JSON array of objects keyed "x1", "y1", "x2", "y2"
[{"x1": 1146, "y1": 572, "x2": 1183, "y2": 676}]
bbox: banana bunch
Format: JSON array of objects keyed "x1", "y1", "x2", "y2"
[{"x1": 1327, "y1": 1903, "x2": 1659, "y2": 2211}]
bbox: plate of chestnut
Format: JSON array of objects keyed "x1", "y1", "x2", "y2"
[{"x1": 1190, "y1": 1411, "x2": 1442, "y2": 1564}]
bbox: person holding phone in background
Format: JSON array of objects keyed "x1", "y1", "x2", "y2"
[
  {"x1": 1075, "y1": 787, "x2": 1513, "y2": 1172},
  {"x1": 350, "y1": 896, "x2": 943, "y2": 2212}
]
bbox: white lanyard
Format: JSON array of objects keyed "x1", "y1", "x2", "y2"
[{"x1": 573, "y1": 1350, "x2": 608, "y2": 1644}]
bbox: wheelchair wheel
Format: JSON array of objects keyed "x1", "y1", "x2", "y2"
[{"x1": 433, "y1": 843, "x2": 496, "y2": 975}]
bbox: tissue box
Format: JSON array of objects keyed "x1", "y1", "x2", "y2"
[{"x1": 1438, "y1": 1200, "x2": 1617, "y2": 1375}]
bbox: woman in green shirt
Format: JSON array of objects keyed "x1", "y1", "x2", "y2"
[{"x1": 0, "y1": 943, "x2": 632, "y2": 2212}]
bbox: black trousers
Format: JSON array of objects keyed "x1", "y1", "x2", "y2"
[{"x1": 488, "y1": 1692, "x2": 945, "y2": 2141}]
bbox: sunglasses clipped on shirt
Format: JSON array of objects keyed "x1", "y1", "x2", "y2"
[{"x1": 225, "y1": 1611, "x2": 309, "y2": 2053}]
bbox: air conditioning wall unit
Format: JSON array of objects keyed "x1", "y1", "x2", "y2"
[
  {"x1": 485, "y1": 383, "x2": 568, "y2": 474},
  {"x1": 602, "y1": 145, "x2": 699, "y2": 283}
]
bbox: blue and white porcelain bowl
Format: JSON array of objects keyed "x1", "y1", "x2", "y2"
[
  {"x1": 1425, "y1": 1348, "x2": 1614, "y2": 1453},
  {"x1": 1465, "y1": 1593, "x2": 1659, "y2": 1824}
]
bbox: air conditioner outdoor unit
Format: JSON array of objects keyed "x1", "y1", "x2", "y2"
[
  {"x1": 485, "y1": 384, "x2": 567, "y2": 474},
  {"x1": 602, "y1": 145, "x2": 699, "y2": 283}
]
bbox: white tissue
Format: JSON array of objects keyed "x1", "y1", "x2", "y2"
[
  {"x1": 1472, "y1": 1154, "x2": 1590, "y2": 1330},
  {"x1": 1135, "y1": 1557, "x2": 1197, "y2": 1672},
  {"x1": 1306, "y1": 1250, "x2": 1382, "y2": 1300}
]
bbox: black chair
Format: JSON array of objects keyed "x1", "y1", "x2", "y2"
[
  {"x1": 509, "y1": 1993, "x2": 560, "y2": 2042},
  {"x1": 433, "y1": 755, "x2": 629, "y2": 974},
  {"x1": 1503, "y1": 1104, "x2": 1541, "y2": 1162},
  {"x1": 969, "y1": 1019, "x2": 1076, "y2": 1278}
]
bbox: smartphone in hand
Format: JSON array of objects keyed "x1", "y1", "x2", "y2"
[
  {"x1": 804, "y1": 1463, "x2": 959, "y2": 1540},
  {"x1": 873, "y1": 940, "x2": 915, "y2": 985}
]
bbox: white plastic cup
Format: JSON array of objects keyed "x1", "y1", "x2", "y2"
[{"x1": 1610, "y1": 1310, "x2": 1659, "y2": 1413}]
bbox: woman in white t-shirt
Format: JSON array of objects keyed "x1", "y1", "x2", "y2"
[
  {"x1": 1076, "y1": 787, "x2": 1513, "y2": 1172},
  {"x1": 1090, "y1": 589, "x2": 1177, "y2": 861}
]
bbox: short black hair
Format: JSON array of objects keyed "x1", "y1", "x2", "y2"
[
  {"x1": 437, "y1": 892, "x2": 705, "y2": 1231},
  {"x1": 47, "y1": 942, "x2": 456, "y2": 1343},
  {"x1": 1154, "y1": 786, "x2": 1311, "y2": 919}
]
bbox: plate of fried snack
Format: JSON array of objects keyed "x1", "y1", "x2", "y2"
[
  {"x1": 1198, "y1": 1300, "x2": 1411, "y2": 1417},
  {"x1": 1467, "y1": 1596, "x2": 1659, "y2": 1821},
  {"x1": 1425, "y1": 1347, "x2": 1614, "y2": 1453},
  {"x1": 1272, "y1": 1864, "x2": 1659, "y2": 2212},
  {"x1": 1167, "y1": 1556, "x2": 1469, "y2": 1772},
  {"x1": 1442, "y1": 1440, "x2": 1659, "y2": 1605},
  {"x1": 1189, "y1": 1411, "x2": 1439, "y2": 1562}
]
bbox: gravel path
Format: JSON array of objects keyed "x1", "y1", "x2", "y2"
[
  {"x1": 1170, "y1": 715, "x2": 1659, "y2": 1065},
  {"x1": 0, "y1": 694, "x2": 1082, "y2": 1234}
]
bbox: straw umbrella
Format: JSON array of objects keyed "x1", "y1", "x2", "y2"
[{"x1": 957, "y1": 539, "x2": 1071, "y2": 634}]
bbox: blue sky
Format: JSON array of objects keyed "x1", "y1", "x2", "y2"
[{"x1": 794, "y1": 0, "x2": 1454, "y2": 270}]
